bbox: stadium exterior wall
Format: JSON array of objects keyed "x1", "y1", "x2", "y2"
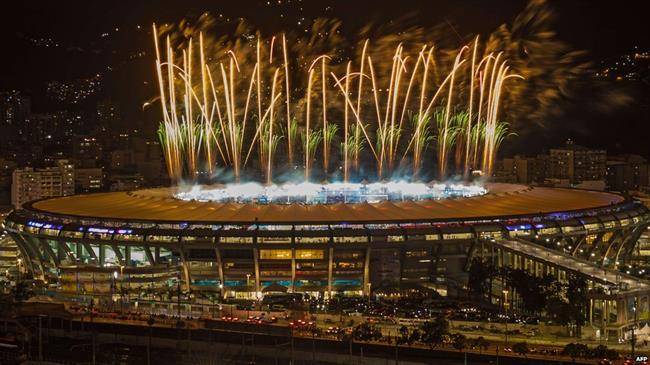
[{"x1": 3, "y1": 190, "x2": 649, "y2": 300}]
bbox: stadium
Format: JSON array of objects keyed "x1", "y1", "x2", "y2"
[{"x1": 2, "y1": 183, "x2": 649, "y2": 302}]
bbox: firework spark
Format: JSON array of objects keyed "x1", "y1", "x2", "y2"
[{"x1": 153, "y1": 20, "x2": 522, "y2": 185}]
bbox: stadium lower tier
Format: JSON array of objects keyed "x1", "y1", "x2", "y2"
[{"x1": 3, "y1": 185, "x2": 649, "y2": 299}]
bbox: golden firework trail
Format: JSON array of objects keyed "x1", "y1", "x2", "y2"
[{"x1": 153, "y1": 25, "x2": 522, "y2": 185}]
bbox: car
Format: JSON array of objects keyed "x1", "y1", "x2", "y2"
[{"x1": 325, "y1": 326, "x2": 342, "y2": 335}]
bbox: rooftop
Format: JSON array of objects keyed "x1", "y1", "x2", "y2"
[{"x1": 24, "y1": 183, "x2": 626, "y2": 224}]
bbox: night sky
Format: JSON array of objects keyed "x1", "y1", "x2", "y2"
[{"x1": 3, "y1": 0, "x2": 649, "y2": 157}]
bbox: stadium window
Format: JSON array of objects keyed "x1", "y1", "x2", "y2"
[
  {"x1": 295, "y1": 249, "x2": 324, "y2": 260},
  {"x1": 259, "y1": 249, "x2": 292, "y2": 260}
]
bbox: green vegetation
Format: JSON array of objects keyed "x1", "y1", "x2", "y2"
[
  {"x1": 562, "y1": 343, "x2": 619, "y2": 360},
  {"x1": 468, "y1": 258, "x2": 588, "y2": 336}
]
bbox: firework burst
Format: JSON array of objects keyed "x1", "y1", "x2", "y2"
[{"x1": 153, "y1": 17, "x2": 523, "y2": 185}]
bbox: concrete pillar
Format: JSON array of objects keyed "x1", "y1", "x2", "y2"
[
  {"x1": 253, "y1": 248, "x2": 261, "y2": 296},
  {"x1": 124, "y1": 245, "x2": 131, "y2": 267},
  {"x1": 99, "y1": 244, "x2": 105, "y2": 266},
  {"x1": 601, "y1": 299, "x2": 609, "y2": 340},
  {"x1": 363, "y1": 247, "x2": 371, "y2": 296},
  {"x1": 215, "y1": 248, "x2": 225, "y2": 297},
  {"x1": 290, "y1": 248, "x2": 296, "y2": 293},
  {"x1": 327, "y1": 247, "x2": 334, "y2": 298}
]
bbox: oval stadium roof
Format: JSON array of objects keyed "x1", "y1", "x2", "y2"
[{"x1": 26, "y1": 183, "x2": 625, "y2": 224}]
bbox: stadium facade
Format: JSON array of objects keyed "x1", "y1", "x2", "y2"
[{"x1": 2, "y1": 183, "x2": 648, "y2": 300}]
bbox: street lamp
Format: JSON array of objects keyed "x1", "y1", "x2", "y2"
[
  {"x1": 246, "y1": 273, "x2": 251, "y2": 299},
  {"x1": 119, "y1": 265, "x2": 125, "y2": 312},
  {"x1": 112, "y1": 271, "x2": 118, "y2": 312},
  {"x1": 632, "y1": 297, "x2": 638, "y2": 360},
  {"x1": 16, "y1": 258, "x2": 22, "y2": 283},
  {"x1": 503, "y1": 289, "x2": 509, "y2": 346}
]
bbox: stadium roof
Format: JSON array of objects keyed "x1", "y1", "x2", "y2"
[{"x1": 27, "y1": 184, "x2": 625, "y2": 224}]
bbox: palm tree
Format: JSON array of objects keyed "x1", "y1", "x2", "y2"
[
  {"x1": 451, "y1": 333, "x2": 468, "y2": 364},
  {"x1": 419, "y1": 313, "x2": 449, "y2": 348},
  {"x1": 513, "y1": 342, "x2": 529, "y2": 357}
]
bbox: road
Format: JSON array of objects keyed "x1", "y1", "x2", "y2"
[{"x1": 496, "y1": 238, "x2": 649, "y2": 290}]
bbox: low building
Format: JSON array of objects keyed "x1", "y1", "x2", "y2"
[
  {"x1": 109, "y1": 173, "x2": 144, "y2": 191},
  {"x1": 10, "y1": 160, "x2": 75, "y2": 208}
]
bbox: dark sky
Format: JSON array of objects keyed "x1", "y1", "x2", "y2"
[
  {"x1": 4, "y1": 0, "x2": 648, "y2": 87},
  {"x1": 2, "y1": 0, "x2": 649, "y2": 156}
]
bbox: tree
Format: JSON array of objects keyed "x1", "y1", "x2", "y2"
[
  {"x1": 590, "y1": 344, "x2": 618, "y2": 360},
  {"x1": 452, "y1": 333, "x2": 469, "y2": 365},
  {"x1": 408, "y1": 329, "x2": 421, "y2": 345},
  {"x1": 566, "y1": 275, "x2": 588, "y2": 337},
  {"x1": 472, "y1": 336, "x2": 490, "y2": 353},
  {"x1": 451, "y1": 333, "x2": 467, "y2": 351},
  {"x1": 397, "y1": 325, "x2": 410, "y2": 345},
  {"x1": 468, "y1": 258, "x2": 494, "y2": 299},
  {"x1": 12, "y1": 281, "x2": 31, "y2": 302},
  {"x1": 420, "y1": 314, "x2": 449, "y2": 348},
  {"x1": 512, "y1": 342, "x2": 529, "y2": 357},
  {"x1": 353, "y1": 322, "x2": 382, "y2": 341},
  {"x1": 562, "y1": 342, "x2": 588, "y2": 359},
  {"x1": 505, "y1": 269, "x2": 558, "y2": 315}
]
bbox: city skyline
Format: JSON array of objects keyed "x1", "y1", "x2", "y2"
[
  {"x1": 0, "y1": 1, "x2": 648, "y2": 158},
  {"x1": 2, "y1": 2, "x2": 650, "y2": 364}
]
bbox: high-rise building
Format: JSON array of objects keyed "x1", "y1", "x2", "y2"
[
  {"x1": 549, "y1": 140, "x2": 606, "y2": 184},
  {"x1": 73, "y1": 135, "x2": 104, "y2": 168},
  {"x1": 0, "y1": 90, "x2": 31, "y2": 148},
  {"x1": 606, "y1": 155, "x2": 650, "y2": 192},
  {"x1": 501, "y1": 156, "x2": 532, "y2": 184},
  {"x1": 110, "y1": 149, "x2": 134, "y2": 170},
  {"x1": 11, "y1": 160, "x2": 75, "y2": 208},
  {"x1": 495, "y1": 154, "x2": 549, "y2": 185},
  {"x1": 75, "y1": 167, "x2": 104, "y2": 193}
]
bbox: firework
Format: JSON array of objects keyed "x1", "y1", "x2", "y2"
[{"x1": 153, "y1": 23, "x2": 522, "y2": 185}]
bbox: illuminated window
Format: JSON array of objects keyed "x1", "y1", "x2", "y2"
[
  {"x1": 295, "y1": 249, "x2": 324, "y2": 260},
  {"x1": 602, "y1": 232, "x2": 614, "y2": 243},
  {"x1": 509, "y1": 230, "x2": 531, "y2": 237},
  {"x1": 336, "y1": 262, "x2": 361, "y2": 269},
  {"x1": 221, "y1": 236, "x2": 253, "y2": 244},
  {"x1": 405, "y1": 250, "x2": 428, "y2": 257},
  {"x1": 258, "y1": 236, "x2": 292, "y2": 244},
  {"x1": 538, "y1": 227, "x2": 559, "y2": 235},
  {"x1": 42, "y1": 228, "x2": 61, "y2": 236},
  {"x1": 442, "y1": 233, "x2": 473, "y2": 240},
  {"x1": 148, "y1": 235, "x2": 176, "y2": 242},
  {"x1": 259, "y1": 249, "x2": 292, "y2": 260},
  {"x1": 333, "y1": 236, "x2": 367, "y2": 243},
  {"x1": 602, "y1": 221, "x2": 617, "y2": 229},
  {"x1": 479, "y1": 231, "x2": 502, "y2": 239},
  {"x1": 296, "y1": 236, "x2": 330, "y2": 243},
  {"x1": 561, "y1": 226, "x2": 583, "y2": 233},
  {"x1": 115, "y1": 233, "x2": 143, "y2": 242},
  {"x1": 583, "y1": 223, "x2": 601, "y2": 232}
]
